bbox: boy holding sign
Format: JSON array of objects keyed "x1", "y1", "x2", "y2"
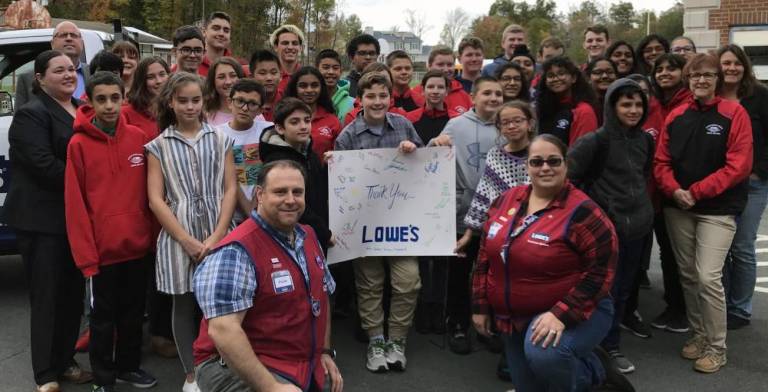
[{"x1": 334, "y1": 73, "x2": 423, "y2": 373}]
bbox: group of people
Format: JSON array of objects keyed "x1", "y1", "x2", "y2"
[{"x1": 4, "y1": 11, "x2": 767, "y2": 392}]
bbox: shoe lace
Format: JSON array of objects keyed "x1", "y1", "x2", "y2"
[
  {"x1": 368, "y1": 340, "x2": 386, "y2": 357},
  {"x1": 388, "y1": 338, "x2": 406, "y2": 355}
]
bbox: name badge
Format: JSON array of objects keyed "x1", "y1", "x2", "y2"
[
  {"x1": 487, "y1": 222, "x2": 503, "y2": 239},
  {"x1": 271, "y1": 270, "x2": 294, "y2": 294}
]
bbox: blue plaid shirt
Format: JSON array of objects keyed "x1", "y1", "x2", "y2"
[
  {"x1": 334, "y1": 111, "x2": 423, "y2": 150},
  {"x1": 193, "y1": 212, "x2": 336, "y2": 319}
]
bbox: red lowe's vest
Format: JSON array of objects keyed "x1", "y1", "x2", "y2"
[{"x1": 193, "y1": 218, "x2": 328, "y2": 391}]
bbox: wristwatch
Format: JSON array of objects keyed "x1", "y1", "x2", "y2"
[{"x1": 322, "y1": 348, "x2": 336, "y2": 359}]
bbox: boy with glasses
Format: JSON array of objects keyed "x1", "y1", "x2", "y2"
[
  {"x1": 171, "y1": 26, "x2": 206, "y2": 74},
  {"x1": 216, "y1": 79, "x2": 273, "y2": 222},
  {"x1": 345, "y1": 34, "x2": 381, "y2": 97}
]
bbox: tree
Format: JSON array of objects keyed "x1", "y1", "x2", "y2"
[
  {"x1": 469, "y1": 15, "x2": 508, "y2": 56},
  {"x1": 404, "y1": 8, "x2": 431, "y2": 42},
  {"x1": 438, "y1": 8, "x2": 470, "y2": 50},
  {"x1": 609, "y1": 2, "x2": 635, "y2": 29},
  {"x1": 656, "y1": 2, "x2": 684, "y2": 40}
]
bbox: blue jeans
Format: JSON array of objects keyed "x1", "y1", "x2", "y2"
[
  {"x1": 502, "y1": 298, "x2": 614, "y2": 392},
  {"x1": 603, "y1": 235, "x2": 651, "y2": 351},
  {"x1": 724, "y1": 177, "x2": 768, "y2": 320}
]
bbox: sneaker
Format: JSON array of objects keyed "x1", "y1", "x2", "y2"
[
  {"x1": 593, "y1": 347, "x2": 636, "y2": 392},
  {"x1": 727, "y1": 313, "x2": 751, "y2": 330},
  {"x1": 650, "y1": 308, "x2": 672, "y2": 330},
  {"x1": 60, "y1": 364, "x2": 93, "y2": 384},
  {"x1": 496, "y1": 354, "x2": 511, "y2": 382},
  {"x1": 681, "y1": 336, "x2": 707, "y2": 360},
  {"x1": 366, "y1": 339, "x2": 389, "y2": 373},
  {"x1": 35, "y1": 382, "x2": 60, "y2": 392},
  {"x1": 694, "y1": 347, "x2": 727, "y2": 373},
  {"x1": 608, "y1": 350, "x2": 635, "y2": 374},
  {"x1": 477, "y1": 333, "x2": 503, "y2": 353},
  {"x1": 448, "y1": 326, "x2": 471, "y2": 355},
  {"x1": 75, "y1": 328, "x2": 90, "y2": 352},
  {"x1": 620, "y1": 311, "x2": 652, "y2": 338},
  {"x1": 116, "y1": 369, "x2": 157, "y2": 388},
  {"x1": 664, "y1": 313, "x2": 690, "y2": 333},
  {"x1": 182, "y1": 380, "x2": 201, "y2": 392},
  {"x1": 92, "y1": 385, "x2": 115, "y2": 392},
  {"x1": 385, "y1": 337, "x2": 407, "y2": 371}
]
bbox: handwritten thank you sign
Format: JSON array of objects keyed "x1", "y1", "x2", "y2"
[{"x1": 327, "y1": 147, "x2": 456, "y2": 264}]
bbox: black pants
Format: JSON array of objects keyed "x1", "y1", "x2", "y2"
[
  {"x1": 90, "y1": 260, "x2": 148, "y2": 386},
  {"x1": 624, "y1": 231, "x2": 654, "y2": 318},
  {"x1": 17, "y1": 230, "x2": 85, "y2": 385},
  {"x1": 446, "y1": 234, "x2": 480, "y2": 330},
  {"x1": 146, "y1": 254, "x2": 173, "y2": 339}
]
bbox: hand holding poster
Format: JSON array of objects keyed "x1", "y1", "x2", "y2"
[{"x1": 327, "y1": 147, "x2": 456, "y2": 264}]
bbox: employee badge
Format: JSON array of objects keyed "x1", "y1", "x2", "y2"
[
  {"x1": 487, "y1": 222, "x2": 503, "y2": 239},
  {"x1": 311, "y1": 298, "x2": 322, "y2": 317},
  {"x1": 271, "y1": 270, "x2": 294, "y2": 294}
]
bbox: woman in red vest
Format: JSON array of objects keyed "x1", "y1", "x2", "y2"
[{"x1": 471, "y1": 134, "x2": 634, "y2": 391}]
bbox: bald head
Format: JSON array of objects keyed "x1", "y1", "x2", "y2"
[{"x1": 52, "y1": 21, "x2": 83, "y2": 65}]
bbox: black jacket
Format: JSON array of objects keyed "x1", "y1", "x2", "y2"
[
  {"x1": 742, "y1": 83, "x2": 768, "y2": 179},
  {"x1": 258, "y1": 127, "x2": 331, "y2": 252},
  {"x1": 346, "y1": 70, "x2": 362, "y2": 100},
  {"x1": 568, "y1": 79, "x2": 654, "y2": 241},
  {"x1": 1, "y1": 92, "x2": 80, "y2": 234}
]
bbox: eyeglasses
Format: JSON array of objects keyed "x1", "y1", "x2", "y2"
[
  {"x1": 591, "y1": 69, "x2": 616, "y2": 77},
  {"x1": 500, "y1": 118, "x2": 528, "y2": 127},
  {"x1": 528, "y1": 157, "x2": 563, "y2": 167},
  {"x1": 178, "y1": 47, "x2": 204, "y2": 56},
  {"x1": 671, "y1": 46, "x2": 694, "y2": 53},
  {"x1": 54, "y1": 32, "x2": 81, "y2": 39},
  {"x1": 232, "y1": 97, "x2": 261, "y2": 110},
  {"x1": 355, "y1": 50, "x2": 378, "y2": 58},
  {"x1": 500, "y1": 75, "x2": 522, "y2": 82},
  {"x1": 689, "y1": 72, "x2": 717, "y2": 81},
  {"x1": 545, "y1": 71, "x2": 570, "y2": 81}
]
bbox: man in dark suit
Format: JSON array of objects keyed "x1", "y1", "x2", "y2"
[{"x1": 16, "y1": 21, "x2": 88, "y2": 107}]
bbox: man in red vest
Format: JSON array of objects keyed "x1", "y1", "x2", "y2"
[{"x1": 192, "y1": 160, "x2": 343, "y2": 392}]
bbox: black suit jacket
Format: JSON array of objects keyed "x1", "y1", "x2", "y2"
[{"x1": 1, "y1": 92, "x2": 79, "y2": 234}]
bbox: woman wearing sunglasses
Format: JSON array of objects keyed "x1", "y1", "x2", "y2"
[
  {"x1": 471, "y1": 134, "x2": 634, "y2": 392},
  {"x1": 654, "y1": 54, "x2": 753, "y2": 374}
]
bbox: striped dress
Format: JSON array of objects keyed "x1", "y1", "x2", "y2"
[{"x1": 145, "y1": 123, "x2": 234, "y2": 294}]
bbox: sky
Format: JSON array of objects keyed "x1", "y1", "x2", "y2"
[{"x1": 344, "y1": 0, "x2": 679, "y2": 46}]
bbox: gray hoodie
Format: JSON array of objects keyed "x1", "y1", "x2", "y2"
[
  {"x1": 568, "y1": 78, "x2": 654, "y2": 241},
  {"x1": 432, "y1": 109, "x2": 500, "y2": 233}
]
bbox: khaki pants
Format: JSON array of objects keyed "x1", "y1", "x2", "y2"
[
  {"x1": 354, "y1": 256, "x2": 421, "y2": 338},
  {"x1": 664, "y1": 208, "x2": 736, "y2": 351}
]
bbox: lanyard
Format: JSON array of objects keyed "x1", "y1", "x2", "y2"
[{"x1": 500, "y1": 212, "x2": 543, "y2": 265}]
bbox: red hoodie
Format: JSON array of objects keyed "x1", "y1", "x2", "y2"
[
  {"x1": 660, "y1": 87, "x2": 693, "y2": 123},
  {"x1": 568, "y1": 100, "x2": 600, "y2": 144},
  {"x1": 65, "y1": 106, "x2": 154, "y2": 277},
  {"x1": 311, "y1": 105, "x2": 342, "y2": 158},
  {"x1": 410, "y1": 79, "x2": 472, "y2": 114},
  {"x1": 122, "y1": 103, "x2": 160, "y2": 140}
]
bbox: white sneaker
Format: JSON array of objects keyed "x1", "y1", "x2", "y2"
[
  {"x1": 366, "y1": 338, "x2": 389, "y2": 373},
  {"x1": 385, "y1": 337, "x2": 407, "y2": 371},
  {"x1": 183, "y1": 380, "x2": 201, "y2": 392}
]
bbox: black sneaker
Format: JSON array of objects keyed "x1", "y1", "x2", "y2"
[
  {"x1": 593, "y1": 347, "x2": 636, "y2": 392},
  {"x1": 727, "y1": 313, "x2": 751, "y2": 330},
  {"x1": 664, "y1": 313, "x2": 690, "y2": 333},
  {"x1": 650, "y1": 308, "x2": 672, "y2": 330},
  {"x1": 448, "y1": 326, "x2": 471, "y2": 355},
  {"x1": 608, "y1": 350, "x2": 635, "y2": 374},
  {"x1": 620, "y1": 311, "x2": 652, "y2": 338},
  {"x1": 92, "y1": 385, "x2": 116, "y2": 392},
  {"x1": 496, "y1": 354, "x2": 511, "y2": 382},
  {"x1": 116, "y1": 369, "x2": 157, "y2": 389}
]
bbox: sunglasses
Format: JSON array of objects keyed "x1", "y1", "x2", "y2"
[{"x1": 528, "y1": 157, "x2": 564, "y2": 167}]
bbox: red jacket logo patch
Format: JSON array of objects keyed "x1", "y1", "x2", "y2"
[{"x1": 128, "y1": 153, "x2": 145, "y2": 167}]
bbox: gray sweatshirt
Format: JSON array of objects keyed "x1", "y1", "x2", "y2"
[{"x1": 432, "y1": 109, "x2": 500, "y2": 233}]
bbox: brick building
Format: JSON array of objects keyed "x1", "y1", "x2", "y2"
[{"x1": 684, "y1": 0, "x2": 768, "y2": 79}]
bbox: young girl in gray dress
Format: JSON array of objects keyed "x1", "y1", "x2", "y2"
[{"x1": 146, "y1": 72, "x2": 236, "y2": 392}]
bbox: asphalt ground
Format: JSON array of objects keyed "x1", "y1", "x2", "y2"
[{"x1": 2, "y1": 212, "x2": 768, "y2": 392}]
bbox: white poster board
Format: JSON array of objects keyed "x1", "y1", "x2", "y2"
[{"x1": 327, "y1": 147, "x2": 457, "y2": 264}]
